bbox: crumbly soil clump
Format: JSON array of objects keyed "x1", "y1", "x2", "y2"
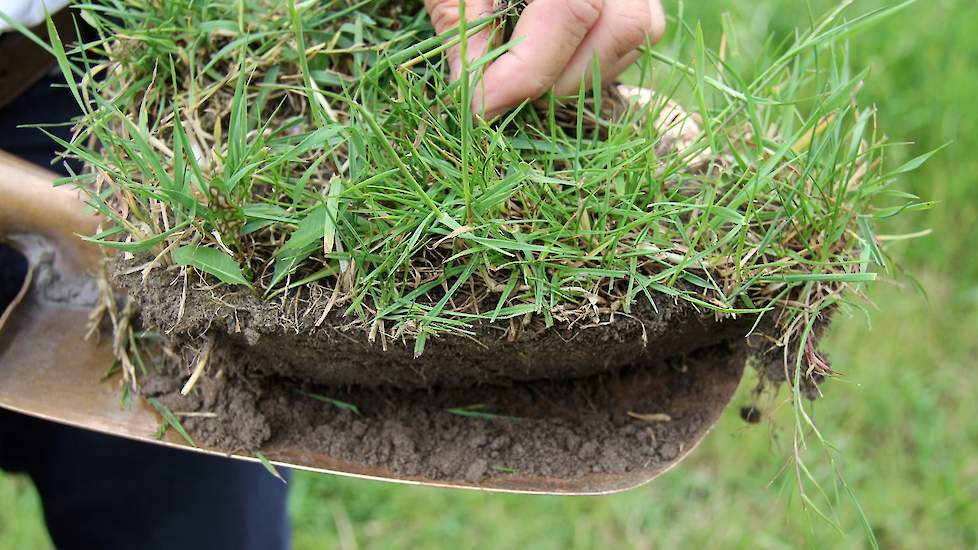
[
  {"x1": 122, "y1": 257, "x2": 766, "y2": 481},
  {"x1": 145, "y1": 340, "x2": 747, "y2": 482}
]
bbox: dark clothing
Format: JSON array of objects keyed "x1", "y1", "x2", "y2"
[
  {"x1": 0, "y1": 408, "x2": 291, "y2": 550},
  {"x1": 0, "y1": 73, "x2": 291, "y2": 550}
]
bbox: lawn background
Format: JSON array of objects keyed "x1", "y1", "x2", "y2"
[{"x1": 2, "y1": 0, "x2": 976, "y2": 547}]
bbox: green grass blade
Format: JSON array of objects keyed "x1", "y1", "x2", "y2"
[{"x1": 172, "y1": 245, "x2": 253, "y2": 288}]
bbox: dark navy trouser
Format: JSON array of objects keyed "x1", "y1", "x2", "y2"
[{"x1": 0, "y1": 73, "x2": 291, "y2": 550}]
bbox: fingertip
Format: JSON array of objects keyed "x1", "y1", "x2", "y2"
[
  {"x1": 427, "y1": 0, "x2": 497, "y2": 82},
  {"x1": 476, "y1": 57, "x2": 547, "y2": 121},
  {"x1": 449, "y1": 55, "x2": 462, "y2": 81},
  {"x1": 470, "y1": 85, "x2": 486, "y2": 117},
  {"x1": 473, "y1": 0, "x2": 601, "y2": 117},
  {"x1": 648, "y1": 0, "x2": 666, "y2": 44}
]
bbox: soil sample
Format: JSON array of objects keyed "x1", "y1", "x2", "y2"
[{"x1": 123, "y1": 262, "x2": 763, "y2": 483}]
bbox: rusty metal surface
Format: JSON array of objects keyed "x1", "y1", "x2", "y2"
[{"x1": 0, "y1": 149, "x2": 744, "y2": 495}]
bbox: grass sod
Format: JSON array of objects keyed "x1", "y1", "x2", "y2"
[
  {"x1": 0, "y1": 0, "x2": 930, "y2": 541},
  {"x1": 15, "y1": 0, "x2": 920, "y2": 352}
]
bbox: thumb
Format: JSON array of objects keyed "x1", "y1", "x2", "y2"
[{"x1": 424, "y1": 0, "x2": 496, "y2": 80}]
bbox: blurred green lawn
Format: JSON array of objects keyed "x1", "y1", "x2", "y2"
[{"x1": 3, "y1": 1, "x2": 976, "y2": 548}]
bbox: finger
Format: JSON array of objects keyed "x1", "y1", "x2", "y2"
[
  {"x1": 601, "y1": 1, "x2": 665, "y2": 81},
  {"x1": 474, "y1": 0, "x2": 604, "y2": 118},
  {"x1": 425, "y1": 0, "x2": 496, "y2": 80},
  {"x1": 552, "y1": 0, "x2": 666, "y2": 97}
]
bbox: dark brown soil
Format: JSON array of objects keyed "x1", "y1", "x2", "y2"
[
  {"x1": 119, "y1": 258, "x2": 771, "y2": 482},
  {"x1": 146, "y1": 340, "x2": 747, "y2": 482},
  {"x1": 117, "y1": 260, "x2": 759, "y2": 388}
]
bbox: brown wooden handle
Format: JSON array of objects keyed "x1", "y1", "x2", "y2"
[{"x1": 0, "y1": 149, "x2": 103, "y2": 276}]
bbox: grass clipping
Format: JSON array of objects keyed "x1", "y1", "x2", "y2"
[{"x1": 39, "y1": 1, "x2": 922, "y2": 385}]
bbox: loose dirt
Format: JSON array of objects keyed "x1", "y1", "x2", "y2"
[
  {"x1": 147, "y1": 341, "x2": 747, "y2": 482},
  {"x1": 119, "y1": 259, "x2": 765, "y2": 482}
]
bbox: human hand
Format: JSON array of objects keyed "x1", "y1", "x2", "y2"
[{"x1": 424, "y1": 0, "x2": 665, "y2": 118}]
